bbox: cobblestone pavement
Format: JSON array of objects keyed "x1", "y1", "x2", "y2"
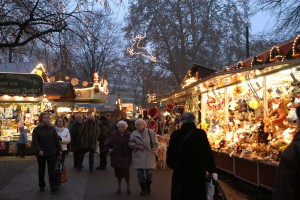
[
  {"x1": 0, "y1": 156, "x2": 36, "y2": 187},
  {"x1": 0, "y1": 154, "x2": 273, "y2": 200}
]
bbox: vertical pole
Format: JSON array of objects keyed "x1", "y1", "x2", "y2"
[{"x1": 246, "y1": 23, "x2": 250, "y2": 58}]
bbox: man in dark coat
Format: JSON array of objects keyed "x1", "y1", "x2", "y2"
[
  {"x1": 167, "y1": 112, "x2": 216, "y2": 200},
  {"x1": 69, "y1": 115, "x2": 83, "y2": 169},
  {"x1": 273, "y1": 106, "x2": 300, "y2": 200},
  {"x1": 96, "y1": 116, "x2": 110, "y2": 170}
]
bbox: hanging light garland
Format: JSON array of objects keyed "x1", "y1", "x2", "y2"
[{"x1": 49, "y1": 72, "x2": 105, "y2": 87}]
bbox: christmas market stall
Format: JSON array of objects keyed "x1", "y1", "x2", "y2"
[
  {"x1": 43, "y1": 82, "x2": 76, "y2": 118},
  {"x1": 152, "y1": 34, "x2": 300, "y2": 190},
  {"x1": 73, "y1": 72, "x2": 109, "y2": 115},
  {"x1": 0, "y1": 72, "x2": 44, "y2": 155}
]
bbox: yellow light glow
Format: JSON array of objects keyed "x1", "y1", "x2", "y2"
[{"x1": 3, "y1": 95, "x2": 10, "y2": 99}]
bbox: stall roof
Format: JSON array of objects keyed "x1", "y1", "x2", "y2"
[
  {"x1": 75, "y1": 94, "x2": 117, "y2": 112},
  {"x1": 44, "y1": 82, "x2": 76, "y2": 102}
]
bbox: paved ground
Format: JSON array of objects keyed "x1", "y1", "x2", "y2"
[{"x1": 0, "y1": 154, "x2": 273, "y2": 200}]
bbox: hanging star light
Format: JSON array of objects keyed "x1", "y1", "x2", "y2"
[{"x1": 127, "y1": 34, "x2": 157, "y2": 62}]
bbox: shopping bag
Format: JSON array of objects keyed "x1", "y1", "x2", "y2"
[
  {"x1": 60, "y1": 165, "x2": 68, "y2": 183},
  {"x1": 56, "y1": 159, "x2": 63, "y2": 173},
  {"x1": 214, "y1": 180, "x2": 227, "y2": 200},
  {"x1": 206, "y1": 177, "x2": 215, "y2": 200}
]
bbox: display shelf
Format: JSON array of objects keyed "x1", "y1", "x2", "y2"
[
  {"x1": 212, "y1": 151, "x2": 234, "y2": 174},
  {"x1": 258, "y1": 162, "x2": 277, "y2": 190},
  {"x1": 213, "y1": 150, "x2": 278, "y2": 190},
  {"x1": 234, "y1": 156, "x2": 259, "y2": 186}
]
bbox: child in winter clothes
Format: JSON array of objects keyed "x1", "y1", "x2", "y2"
[{"x1": 16, "y1": 125, "x2": 28, "y2": 158}]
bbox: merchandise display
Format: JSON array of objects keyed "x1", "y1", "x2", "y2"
[
  {"x1": 203, "y1": 67, "x2": 300, "y2": 165},
  {"x1": 0, "y1": 103, "x2": 40, "y2": 155}
]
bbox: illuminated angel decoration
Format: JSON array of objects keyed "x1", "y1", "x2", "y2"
[{"x1": 127, "y1": 34, "x2": 157, "y2": 62}]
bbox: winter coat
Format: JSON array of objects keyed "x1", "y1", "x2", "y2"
[
  {"x1": 55, "y1": 127, "x2": 71, "y2": 151},
  {"x1": 78, "y1": 120, "x2": 100, "y2": 149},
  {"x1": 104, "y1": 130, "x2": 132, "y2": 169},
  {"x1": 18, "y1": 126, "x2": 28, "y2": 144},
  {"x1": 32, "y1": 123, "x2": 62, "y2": 156},
  {"x1": 69, "y1": 121, "x2": 83, "y2": 151},
  {"x1": 129, "y1": 128, "x2": 158, "y2": 169},
  {"x1": 167, "y1": 123, "x2": 216, "y2": 200},
  {"x1": 273, "y1": 131, "x2": 300, "y2": 200},
  {"x1": 98, "y1": 121, "x2": 110, "y2": 151}
]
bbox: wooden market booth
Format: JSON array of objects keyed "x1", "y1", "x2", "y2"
[
  {"x1": 153, "y1": 34, "x2": 300, "y2": 190},
  {"x1": 0, "y1": 71, "x2": 44, "y2": 155}
]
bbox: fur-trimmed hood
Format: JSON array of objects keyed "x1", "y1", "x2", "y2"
[{"x1": 36, "y1": 121, "x2": 53, "y2": 128}]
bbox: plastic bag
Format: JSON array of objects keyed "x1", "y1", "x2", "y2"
[{"x1": 206, "y1": 177, "x2": 215, "y2": 200}]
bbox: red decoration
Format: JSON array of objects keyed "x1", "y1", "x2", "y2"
[
  {"x1": 147, "y1": 119, "x2": 158, "y2": 133},
  {"x1": 143, "y1": 110, "x2": 148, "y2": 118},
  {"x1": 149, "y1": 106, "x2": 159, "y2": 118},
  {"x1": 167, "y1": 103, "x2": 174, "y2": 110}
]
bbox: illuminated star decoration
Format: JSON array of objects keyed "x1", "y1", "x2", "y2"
[{"x1": 127, "y1": 34, "x2": 157, "y2": 62}]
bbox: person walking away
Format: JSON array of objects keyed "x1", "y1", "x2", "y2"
[
  {"x1": 273, "y1": 105, "x2": 300, "y2": 200},
  {"x1": 116, "y1": 112, "x2": 134, "y2": 132},
  {"x1": 16, "y1": 124, "x2": 28, "y2": 158},
  {"x1": 77, "y1": 114, "x2": 100, "y2": 172},
  {"x1": 54, "y1": 117, "x2": 71, "y2": 163},
  {"x1": 129, "y1": 119, "x2": 158, "y2": 196},
  {"x1": 32, "y1": 112, "x2": 62, "y2": 193},
  {"x1": 166, "y1": 112, "x2": 216, "y2": 200},
  {"x1": 97, "y1": 116, "x2": 110, "y2": 170},
  {"x1": 104, "y1": 120, "x2": 132, "y2": 194},
  {"x1": 66, "y1": 115, "x2": 76, "y2": 153},
  {"x1": 106, "y1": 113, "x2": 115, "y2": 132},
  {"x1": 69, "y1": 115, "x2": 84, "y2": 169}
]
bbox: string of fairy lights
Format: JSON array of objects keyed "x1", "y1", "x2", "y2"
[{"x1": 127, "y1": 34, "x2": 157, "y2": 62}]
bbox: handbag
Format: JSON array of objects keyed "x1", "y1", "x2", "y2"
[
  {"x1": 60, "y1": 165, "x2": 68, "y2": 183},
  {"x1": 147, "y1": 129, "x2": 158, "y2": 161}
]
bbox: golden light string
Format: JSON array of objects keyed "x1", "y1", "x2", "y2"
[{"x1": 49, "y1": 71, "x2": 103, "y2": 87}]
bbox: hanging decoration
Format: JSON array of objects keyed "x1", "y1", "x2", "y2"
[
  {"x1": 65, "y1": 76, "x2": 70, "y2": 80},
  {"x1": 49, "y1": 76, "x2": 55, "y2": 82},
  {"x1": 82, "y1": 81, "x2": 88, "y2": 87},
  {"x1": 71, "y1": 78, "x2": 79, "y2": 86},
  {"x1": 127, "y1": 34, "x2": 157, "y2": 62}
]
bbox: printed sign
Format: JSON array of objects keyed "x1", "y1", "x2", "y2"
[{"x1": 0, "y1": 73, "x2": 43, "y2": 96}]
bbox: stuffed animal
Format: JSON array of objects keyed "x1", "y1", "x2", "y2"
[{"x1": 268, "y1": 97, "x2": 289, "y2": 129}]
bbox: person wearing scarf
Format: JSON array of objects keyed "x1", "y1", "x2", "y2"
[{"x1": 54, "y1": 117, "x2": 71, "y2": 164}]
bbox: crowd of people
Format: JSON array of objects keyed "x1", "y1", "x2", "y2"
[
  {"x1": 29, "y1": 111, "x2": 159, "y2": 196},
  {"x1": 19, "y1": 109, "x2": 300, "y2": 199}
]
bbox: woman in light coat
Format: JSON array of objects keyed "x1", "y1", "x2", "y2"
[
  {"x1": 55, "y1": 117, "x2": 71, "y2": 164},
  {"x1": 129, "y1": 118, "x2": 158, "y2": 196}
]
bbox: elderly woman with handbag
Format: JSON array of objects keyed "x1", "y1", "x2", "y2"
[{"x1": 129, "y1": 118, "x2": 158, "y2": 196}]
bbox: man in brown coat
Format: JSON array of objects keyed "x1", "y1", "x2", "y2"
[{"x1": 77, "y1": 115, "x2": 100, "y2": 172}]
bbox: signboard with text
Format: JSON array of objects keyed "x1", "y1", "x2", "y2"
[{"x1": 0, "y1": 73, "x2": 44, "y2": 97}]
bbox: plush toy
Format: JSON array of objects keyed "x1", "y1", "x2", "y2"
[{"x1": 268, "y1": 97, "x2": 289, "y2": 129}]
